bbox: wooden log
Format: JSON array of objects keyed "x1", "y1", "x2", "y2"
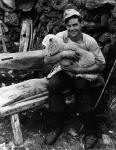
[
  {"x1": 0, "y1": 78, "x2": 49, "y2": 107},
  {"x1": 0, "y1": 21, "x2": 7, "y2": 53},
  {"x1": 0, "y1": 50, "x2": 52, "y2": 70},
  {"x1": 19, "y1": 18, "x2": 32, "y2": 52},
  {"x1": 0, "y1": 95, "x2": 48, "y2": 117},
  {"x1": 11, "y1": 114, "x2": 23, "y2": 146},
  {"x1": 7, "y1": 91, "x2": 48, "y2": 105}
]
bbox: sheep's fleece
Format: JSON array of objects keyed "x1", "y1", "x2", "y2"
[{"x1": 42, "y1": 34, "x2": 98, "y2": 80}]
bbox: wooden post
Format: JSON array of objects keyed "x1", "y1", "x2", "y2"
[
  {"x1": 11, "y1": 114, "x2": 23, "y2": 146},
  {"x1": 0, "y1": 20, "x2": 7, "y2": 53},
  {"x1": 19, "y1": 18, "x2": 32, "y2": 52}
]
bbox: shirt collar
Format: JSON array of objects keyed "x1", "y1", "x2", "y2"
[{"x1": 63, "y1": 30, "x2": 84, "y2": 43}]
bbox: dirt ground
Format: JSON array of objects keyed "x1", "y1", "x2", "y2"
[{"x1": 0, "y1": 102, "x2": 116, "y2": 150}]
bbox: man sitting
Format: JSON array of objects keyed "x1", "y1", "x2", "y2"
[{"x1": 44, "y1": 8, "x2": 106, "y2": 149}]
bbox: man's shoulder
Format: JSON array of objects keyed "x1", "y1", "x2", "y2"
[{"x1": 82, "y1": 33, "x2": 96, "y2": 42}]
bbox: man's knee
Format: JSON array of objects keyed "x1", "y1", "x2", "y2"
[
  {"x1": 48, "y1": 75, "x2": 63, "y2": 93},
  {"x1": 74, "y1": 78, "x2": 90, "y2": 91}
]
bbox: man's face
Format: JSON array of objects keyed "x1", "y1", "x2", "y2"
[{"x1": 66, "y1": 17, "x2": 81, "y2": 38}]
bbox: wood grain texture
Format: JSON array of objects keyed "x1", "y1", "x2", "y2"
[{"x1": 0, "y1": 78, "x2": 49, "y2": 107}]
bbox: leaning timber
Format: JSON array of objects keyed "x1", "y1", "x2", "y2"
[
  {"x1": 0, "y1": 50, "x2": 52, "y2": 70},
  {"x1": 0, "y1": 77, "x2": 49, "y2": 107}
]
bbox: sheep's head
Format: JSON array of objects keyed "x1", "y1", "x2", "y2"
[{"x1": 42, "y1": 34, "x2": 63, "y2": 56}]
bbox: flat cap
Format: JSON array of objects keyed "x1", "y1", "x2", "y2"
[{"x1": 63, "y1": 9, "x2": 82, "y2": 20}]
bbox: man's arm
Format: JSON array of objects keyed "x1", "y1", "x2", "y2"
[
  {"x1": 61, "y1": 63, "x2": 105, "y2": 74},
  {"x1": 44, "y1": 50, "x2": 76, "y2": 64},
  {"x1": 61, "y1": 37, "x2": 106, "y2": 74},
  {"x1": 44, "y1": 52, "x2": 63, "y2": 64}
]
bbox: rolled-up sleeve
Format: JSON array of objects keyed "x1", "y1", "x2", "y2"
[{"x1": 88, "y1": 38, "x2": 106, "y2": 66}]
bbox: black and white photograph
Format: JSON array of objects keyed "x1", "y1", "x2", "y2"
[{"x1": 0, "y1": 0, "x2": 116, "y2": 149}]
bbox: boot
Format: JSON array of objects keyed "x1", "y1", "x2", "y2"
[
  {"x1": 44, "y1": 112, "x2": 65, "y2": 145},
  {"x1": 81, "y1": 110, "x2": 101, "y2": 149}
]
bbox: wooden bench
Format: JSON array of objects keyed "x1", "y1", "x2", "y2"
[
  {"x1": 0, "y1": 76, "x2": 74, "y2": 147},
  {"x1": 0, "y1": 77, "x2": 49, "y2": 147}
]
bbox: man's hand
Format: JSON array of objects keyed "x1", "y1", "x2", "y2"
[
  {"x1": 62, "y1": 50, "x2": 80, "y2": 60},
  {"x1": 61, "y1": 63, "x2": 81, "y2": 74}
]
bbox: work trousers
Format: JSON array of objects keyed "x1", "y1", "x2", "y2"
[
  {"x1": 48, "y1": 71, "x2": 105, "y2": 134},
  {"x1": 48, "y1": 71, "x2": 98, "y2": 114}
]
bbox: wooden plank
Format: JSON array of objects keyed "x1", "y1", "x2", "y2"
[
  {"x1": 19, "y1": 18, "x2": 32, "y2": 52},
  {"x1": 5, "y1": 91, "x2": 49, "y2": 106},
  {"x1": 0, "y1": 23, "x2": 7, "y2": 53},
  {"x1": 0, "y1": 50, "x2": 52, "y2": 70},
  {"x1": 11, "y1": 114, "x2": 23, "y2": 146},
  {"x1": 0, "y1": 95, "x2": 48, "y2": 117},
  {"x1": 0, "y1": 78, "x2": 48, "y2": 107}
]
